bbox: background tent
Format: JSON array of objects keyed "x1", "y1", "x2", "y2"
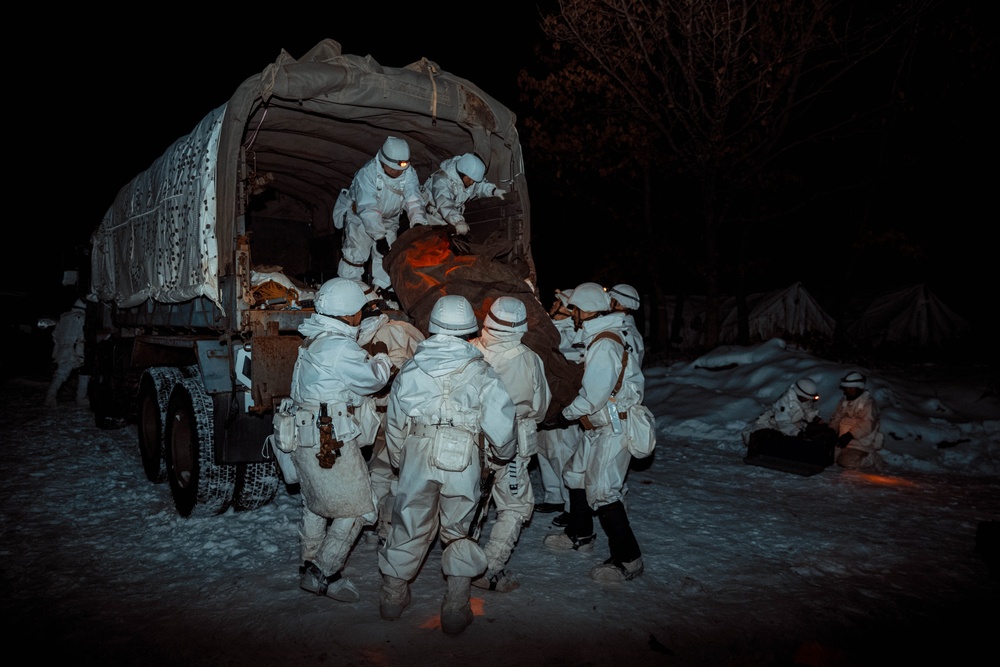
[
  {"x1": 663, "y1": 282, "x2": 835, "y2": 352},
  {"x1": 719, "y1": 281, "x2": 835, "y2": 346},
  {"x1": 839, "y1": 283, "x2": 970, "y2": 349}
]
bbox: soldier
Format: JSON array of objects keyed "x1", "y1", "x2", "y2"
[
  {"x1": 356, "y1": 284, "x2": 425, "y2": 546},
  {"x1": 471, "y1": 296, "x2": 551, "y2": 592},
  {"x1": 378, "y1": 294, "x2": 516, "y2": 634},
  {"x1": 44, "y1": 299, "x2": 88, "y2": 409},
  {"x1": 421, "y1": 153, "x2": 506, "y2": 236},
  {"x1": 289, "y1": 278, "x2": 392, "y2": 603},
  {"x1": 543, "y1": 282, "x2": 647, "y2": 582},
  {"x1": 535, "y1": 289, "x2": 584, "y2": 526},
  {"x1": 334, "y1": 136, "x2": 428, "y2": 300}
]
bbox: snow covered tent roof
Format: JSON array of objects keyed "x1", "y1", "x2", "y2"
[
  {"x1": 91, "y1": 38, "x2": 531, "y2": 318},
  {"x1": 840, "y1": 283, "x2": 970, "y2": 348},
  {"x1": 718, "y1": 281, "x2": 835, "y2": 345},
  {"x1": 662, "y1": 282, "x2": 835, "y2": 351}
]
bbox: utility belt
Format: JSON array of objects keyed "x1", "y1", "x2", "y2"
[{"x1": 297, "y1": 403, "x2": 356, "y2": 416}]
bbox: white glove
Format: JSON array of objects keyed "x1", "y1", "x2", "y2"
[
  {"x1": 494, "y1": 187, "x2": 507, "y2": 200},
  {"x1": 453, "y1": 220, "x2": 470, "y2": 235}
]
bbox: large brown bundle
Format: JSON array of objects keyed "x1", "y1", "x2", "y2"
[{"x1": 385, "y1": 225, "x2": 581, "y2": 420}]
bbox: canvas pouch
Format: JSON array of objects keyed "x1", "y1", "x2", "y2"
[
  {"x1": 431, "y1": 426, "x2": 476, "y2": 472},
  {"x1": 516, "y1": 417, "x2": 538, "y2": 458},
  {"x1": 624, "y1": 404, "x2": 657, "y2": 458}
]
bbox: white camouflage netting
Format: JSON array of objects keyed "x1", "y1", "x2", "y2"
[{"x1": 90, "y1": 106, "x2": 225, "y2": 311}]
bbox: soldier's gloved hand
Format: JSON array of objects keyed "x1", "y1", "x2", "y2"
[
  {"x1": 452, "y1": 220, "x2": 470, "y2": 236},
  {"x1": 837, "y1": 432, "x2": 854, "y2": 447},
  {"x1": 375, "y1": 237, "x2": 391, "y2": 256},
  {"x1": 493, "y1": 187, "x2": 507, "y2": 200}
]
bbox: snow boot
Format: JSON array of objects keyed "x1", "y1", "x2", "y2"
[
  {"x1": 471, "y1": 568, "x2": 520, "y2": 593},
  {"x1": 440, "y1": 575, "x2": 474, "y2": 635},
  {"x1": 543, "y1": 531, "x2": 596, "y2": 552},
  {"x1": 591, "y1": 501, "x2": 642, "y2": 581},
  {"x1": 299, "y1": 561, "x2": 360, "y2": 602},
  {"x1": 379, "y1": 574, "x2": 410, "y2": 620},
  {"x1": 590, "y1": 556, "x2": 645, "y2": 582},
  {"x1": 551, "y1": 511, "x2": 570, "y2": 527}
]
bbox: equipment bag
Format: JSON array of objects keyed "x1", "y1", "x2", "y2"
[
  {"x1": 332, "y1": 188, "x2": 351, "y2": 230},
  {"x1": 516, "y1": 416, "x2": 538, "y2": 458},
  {"x1": 272, "y1": 398, "x2": 299, "y2": 453},
  {"x1": 431, "y1": 426, "x2": 476, "y2": 472},
  {"x1": 624, "y1": 404, "x2": 657, "y2": 459},
  {"x1": 265, "y1": 435, "x2": 299, "y2": 485}
]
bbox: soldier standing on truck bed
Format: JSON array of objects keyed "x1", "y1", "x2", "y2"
[
  {"x1": 420, "y1": 153, "x2": 506, "y2": 237},
  {"x1": 333, "y1": 136, "x2": 428, "y2": 305},
  {"x1": 288, "y1": 278, "x2": 392, "y2": 603}
]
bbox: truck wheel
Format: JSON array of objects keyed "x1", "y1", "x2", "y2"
[
  {"x1": 137, "y1": 367, "x2": 184, "y2": 483},
  {"x1": 232, "y1": 461, "x2": 280, "y2": 511},
  {"x1": 164, "y1": 378, "x2": 235, "y2": 517}
]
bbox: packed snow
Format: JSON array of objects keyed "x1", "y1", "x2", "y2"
[{"x1": 2, "y1": 337, "x2": 997, "y2": 666}]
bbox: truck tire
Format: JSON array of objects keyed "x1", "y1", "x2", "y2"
[
  {"x1": 164, "y1": 378, "x2": 235, "y2": 517},
  {"x1": 232, "y1": 461, "x2": 280, "y2": 511},
  {"x1": 137, "y1": 367, "x2": 185, "y2": 483}
]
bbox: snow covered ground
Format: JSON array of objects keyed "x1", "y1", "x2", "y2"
[{"x1": 2, "y1": 338, "x2": 998, "y2": 666}]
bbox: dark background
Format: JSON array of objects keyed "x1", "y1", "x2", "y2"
[{"x1": 9, "y1": 7, "x2": 995, "y2": 354}]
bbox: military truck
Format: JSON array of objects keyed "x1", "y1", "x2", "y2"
[{"x1": 88, "y1": 38, "x2": 536, "y2": 517}]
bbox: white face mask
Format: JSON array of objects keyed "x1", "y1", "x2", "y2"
[{"x1": 357, "y1": 313, "x2": 387, "y2": 345}]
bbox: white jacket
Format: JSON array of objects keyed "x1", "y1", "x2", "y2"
[
  {"x1": 830, "y1": 390, "x2": 883, "y2": 452},
  {"x1": 421, "y1": 155, "x2": 502, "y2": 227},
  {"x1": 473, "y1": 328, "x2": 551, "y2": 425},
  {"x1": 51, "y1": 307, "x2": 86, "y2": 368},
  {"x1": 562, "y1": 312, "x2": 644, "y2": 423},
  {"x1": 290, "y1": 313, "x2": 392, "y2": 442},
  {"x1": 621, "y1": 313, "x2": 645, "y2": 368},
  {"x1": 344, "y1": 157, "x2": 427, "y2": 240},
  {"x1": 744, "y1": 384, "x2": 819, "y2": 443},
  {"x1": 386, "y1": 334, "x2": 517, "y2": 467}
]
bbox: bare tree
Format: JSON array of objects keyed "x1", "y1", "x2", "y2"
[{"x1": 520, "y1": 0, "x2": 940, "y2": 351}]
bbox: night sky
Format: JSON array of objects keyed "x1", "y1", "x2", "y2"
[{"x1": 14, "y1": 7, "x2": 994, "y2": 337}]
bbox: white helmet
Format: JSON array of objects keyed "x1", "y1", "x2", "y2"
[
  {"x1": 456, "y1": 153, "x2": 486, "y2": 182},
  {"x1": 793, "y1": 377, "x2": 819, "y2": 400},
  {"x1": 428, "y1": 294, "x2": 479, "y2": 335},
  {"x1": 568, "y1": 282, "x2": 611, "y2": 312},
  {"x1": 555, "y1": 289, "x2": 574, "y2": 307},
  {"x1": 314, "y1": 278, "x2": 368, "y2": 317},
  {"x1": 378, "y1": 136, "x2": 410, "y2": 171},
  {"x1": 485, "y1": 296, "x2": 528, "y2": 333},
  {"x1": 356, "y1": 281, "x2": 380, "y2": 304},
  {"x1": 840, "y1": 371, "x2": 866, "y2": 389},
  {"x1": 609, "y1": 284, "x2": 640, "y2": 310}
]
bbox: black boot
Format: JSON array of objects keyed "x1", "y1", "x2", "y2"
[
  {"x1": 591, "y1": 501, "x2": 643, "y2": 582},
  {"x1": 543, "y1": 488, "x2": 596, "y2": 551}
]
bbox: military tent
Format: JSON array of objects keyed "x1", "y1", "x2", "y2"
[{"x1": 839, "y1": 283, "x2": 970, "y2": 348}]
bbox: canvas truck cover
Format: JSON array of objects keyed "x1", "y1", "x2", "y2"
[{"x1": 90, "y1": 38, "x2": 532, "y2": 325}]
